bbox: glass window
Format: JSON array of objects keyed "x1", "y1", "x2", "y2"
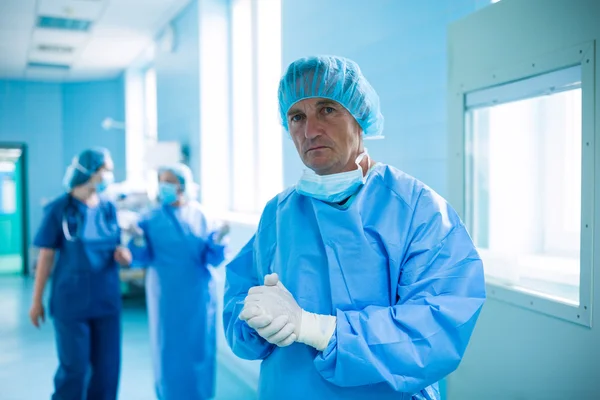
[
  {"x1": 231, "y1": 0, "x2": 256, "y2": 213},
  {"x1": 204, "y1": 0, "x2": 283, "y2": 215},
  {"x1": 255, "y1": 0, "x2": 283, "y2": 208},
  {"x1": 199, "y1": 5, "x2": 230, "y2": 211},
  {"x1": 125, "y1": 66, "x2": 158, "y2": 195},
  {"x1": 125, "y1": 69, "x2": 145, "y2": 183},
  {"x1": 144, "y1": 68, "x2": 158, "y2": 141},
  {"x1": 465, "y1": 68, "x2": 582, "y2": 305}
]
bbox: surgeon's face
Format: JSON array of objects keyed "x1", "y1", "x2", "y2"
[
  {"x1": 89, "y1": 157, "x2": 114, "y2": 185},
  {"x1": 159, "y1": 171, "x2": 182, "y2": 191},
  {"x1": 287, "y1": 98, "x2": 363, "y2": 175}
]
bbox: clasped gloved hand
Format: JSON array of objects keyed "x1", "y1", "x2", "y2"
[{"x1": 239, "y1": 273, "x2": 336, "y2": 351}]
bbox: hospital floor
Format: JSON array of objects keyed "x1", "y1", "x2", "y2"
[
  {"x1": 0, "y1": 254, "x2": 22, "y2": 274},
  {"x1": 0, "y1": 275, "x2": 257, "y2": 400}
]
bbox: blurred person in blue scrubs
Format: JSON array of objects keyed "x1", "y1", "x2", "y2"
[
  {"x1": 223, "y1": 55, "x2": 487, "y2": 400},
  {"x1": 29, "y1": 147, "x2": 131, "y2": 400},
  {"x1": 124, "y1": 163, "x2": 230, "y2": 400}
]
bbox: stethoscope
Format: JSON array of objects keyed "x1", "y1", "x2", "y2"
[
  {"x1": 61, "y1": 196, "x2": 118, "y2": 242},
  {"x1": 62, "y1": 199, "x2": 83, "y2": 242}
]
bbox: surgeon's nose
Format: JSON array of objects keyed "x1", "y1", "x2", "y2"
[{"x1": 304, "y1": 116, "x2": 324, "y2": 139}]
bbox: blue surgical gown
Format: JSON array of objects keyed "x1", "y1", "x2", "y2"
[
  {"x1": 33, "y1": 194, "x2": 122, "y2": 400},
  {"x1": 129, "y1": 201, "x2": 226, "y2": 400},
  {"x1": 223, "y1": 164, "x2": 486, "y2": 400}
]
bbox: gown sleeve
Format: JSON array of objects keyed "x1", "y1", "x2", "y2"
[
  {"x1": 314, "y1": 189, "x2": 486, "y2": 393},
  {"x1": 223, "y1": 234, "x2": 276, "y2": 360}
]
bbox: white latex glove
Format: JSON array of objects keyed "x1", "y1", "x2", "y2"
[
  {"x1": 239, "y1": 273, "x2": 297, "y2": 347},
  {"x1": 239, "y1": 306, "x2": 297, "y2": 347},
  {"x1": 263, "y1": 272, "x2": 279, "y2": 286},
  {"x1": 215, "y1": 223, "x2": 230, "y2": 244},
  {"x1": 125, "y1": 221, "x2": 144, "y2": 238},
  {"x1": 245, "y1": 273, "x2": 337, "y2": 351}
]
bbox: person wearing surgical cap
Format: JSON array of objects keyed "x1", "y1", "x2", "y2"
[
  {"x1": 29, "y1": 147, "x2": 130, "y2": 400},
  {"x1": 123, "y1": 162, "x2": 230, "y2": 400},
  {"x1": 223, "y1": 55, "x2": 486, "y2": 400}
]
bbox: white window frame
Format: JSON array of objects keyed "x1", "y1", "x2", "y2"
[{"x1": 448, "y1": 42, "x2": 595, "y2": 327}]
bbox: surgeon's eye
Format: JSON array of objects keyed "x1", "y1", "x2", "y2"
[
  {"x1": 290, "y1": 114, "x2": 304, "y2": 123},
  {"x1": 322, "y1": 106, "x2": 335, "y2": 115}
]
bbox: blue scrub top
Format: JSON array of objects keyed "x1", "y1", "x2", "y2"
[{"x1": 34, "y1": 194, "x2": 122, "y2": 320}]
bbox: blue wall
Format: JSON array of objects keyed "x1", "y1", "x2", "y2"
[
  {"x1": 0, "y1": 78, "x2": 125, "y2": 250},
  {"x1": 281, "y1": 0, "x2": 491, "y2": 199},
  {"x1": 62, "y1": 79, "x2": 126, "y2": 183},
  {"x1": 0, "y1": 81, "x2": 64, "y2": 245},
  {"x1": 155, "y1": 0, "x2": 201, "y2": 180}
]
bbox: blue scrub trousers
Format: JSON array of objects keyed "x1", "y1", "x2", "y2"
[{"x1": 52, "y1": 314, "x2": 121, "y2": 400}]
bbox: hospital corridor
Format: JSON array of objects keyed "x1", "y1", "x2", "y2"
[
  {"x1": 0, "y1": 276, "x2": 256, "y2": 399},
  {"x1": 1, "y1": 0, "x2": 599, "y2": 399}
]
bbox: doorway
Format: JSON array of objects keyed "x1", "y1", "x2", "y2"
[{"x1": 0, "y1": 143, "x2": 28, "y2": 275}]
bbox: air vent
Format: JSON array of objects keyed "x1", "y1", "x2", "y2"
[
  {"x1": 37, "y1": 16, "x2": 92, "y2": 32},
  {"x1": 36, "y1": 44, "x2": 75, "y2": 54},
  {"x1": 27, "y1": 62, "x2": 71, "y2": 70}
]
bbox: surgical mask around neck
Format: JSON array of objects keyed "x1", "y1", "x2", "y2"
[{"x1": 296, "y1": 150, "x2": 370, "y2": 203}]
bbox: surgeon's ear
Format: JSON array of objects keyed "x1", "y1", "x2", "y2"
[{"x1": 356, "y1": 123, "x2": 364, "y2": 139}]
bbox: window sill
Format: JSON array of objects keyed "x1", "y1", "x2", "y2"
[
  {"x1": 484, "y1": 277, "x2": 589, "y2": 327},
  {"x1": 478, "y1": 248, "x2": 589, "y2": 326},
  {"x1": 479, "y1": 249, "x2": 579, "y2": 287}
]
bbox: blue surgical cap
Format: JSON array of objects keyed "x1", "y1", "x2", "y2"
[
  {"x1": 278, "y1": 55, "x2": 384, "y2": 139},
  {"x1": 158, "y1": 163, "x2": 196, "y2": 197},
  {"x1": 63, "y1": 147, "x2": 111, "y2": 191}
]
